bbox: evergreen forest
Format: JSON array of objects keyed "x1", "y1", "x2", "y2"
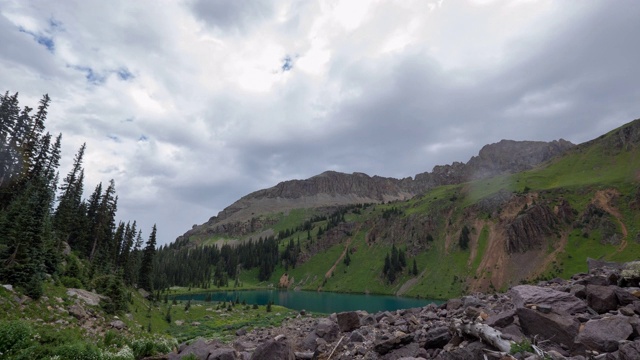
[{"x1": 0, "y1": 91, "x2": 157, "y2": 312}]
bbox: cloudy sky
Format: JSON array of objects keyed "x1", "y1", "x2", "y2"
[{"x1": 2, "y1": 0, "x2": 640, "y2": 246}]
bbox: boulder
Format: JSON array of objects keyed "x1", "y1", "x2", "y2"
[
  {"x1": 381, "y1": 342, "x2": 423, "y2": 360},
  {"x1": 110, "y1": 320, "x2": 126, "y2": 330},
  {"x1": 300, "y1": 331, "x2": 318, "y2": 351},
  {"x1": 66, "y1": 288, "x2": 106, "y2": 306},
  {"x1": 490, "y1": 310, "x2": 518, "y2": 328},
  {"x1": 619, "y1": 340, "x2": 640, "y2": 360},
  {"x1": 175, "y1": 339, "x2": 221, "y2": 360},
  {"x1": 510, "y1": 285, "x2": 586, "y2": 314},
  {"x1": 209, "y1": 348, "x2": 236, "y2": 360},
  {"x1": 337, "y1": 311, "x2": 361, "y2": 332},
  {"x1": 423, "y1": 326, "x2": 451, "y2": 349},
  {"x1": 446, "y1": 298, "x2": 463, "y2": 311},
  {"x1": 68, "y1": 304, "x2": 88, "y2": 319},
  {"x1": 576, "y1": 316, "x2": 633, "y2": 353},
  {"x1": 349, "y1": 330, "x2": 365, "y2": 343},
  {"x1": 516, "y1": 307, "x2": 580, "y2": 350},
  {"x1": 250, "y1": 339, "x2": 295, "y2": 360},
  {"x1": 360, "y1": 314, "x2": 377, "y2": 326},
  {"x1": 615, "y1": 287, "x2": 640, "y2": 306},
  {"x1": 586, "y1": 285, "x2": 619, "y2": 313},
  {"x1": 435, "y1": 341, "x2": 487, "y2": 360},
  {"x1": 374, "y1": 331, "x2": 414, "y2": 355},
  {"x1": 570, "y1": 284, "x2": 587, "y2": 299},
  {"x1": 315, "y1": 318, "x2": 339, "y2": 342}
]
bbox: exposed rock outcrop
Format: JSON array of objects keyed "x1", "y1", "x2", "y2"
[{"x1": 506, "y1": 204, "x2": 558, "y2": 253}]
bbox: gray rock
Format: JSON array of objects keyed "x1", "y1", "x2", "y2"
[
  {"x1": 619, "y1": 340, "x2": 640, "y2": 360},
  {"x1": 250, "y1": 339, "x2": 295, "y2": 360},
  {"x1": 68, "y1": 304, "x2": 87, "y2": 319},
  {"x1": 434, "y1": 341, "x2": 487, "y2": 360},
  {"x1": 510, "y1": 285, "x2": 587, "y2": 314},
  {"x1": 586, "y1": 285, "x2": 619, "y2": 314},
  {"x1": 361, "y1": 314, "x2": 377, "y2": 326},
  {"x1": 315, "y1": 318, "x2": 339, "y2": 342},
  {"x1": 374, "y1": 331, "x2": 414, "y2": 355},
  {"x1": 349, "y1": 330, "x2": 365, "y2": 343},
  {"x1": 570, "y1": 284, "x2": 587, "y2": 299},
  {"x1": 300, "y1": 331, "x2": 318, "y2": 351},
  {"x1": 615, "y1": 287, "x2": 640, "y2": 306},
  {"x1": 178, "y1": 338, "x2": 222, "y2": 360},
  {"x1": 381, "y1": 342, "x2": 421, "y2": 360},
  {"x1": 110, "y1": 320, "x2": 126, "y2": 330},
  {"x1": 66, "y1": 288, "x2": 106, "y2": 306},
  {"x1": 446, "y1": 298, "x2": 463, "y2": 311},
  {"x1": 423, "y1": 326, "x2": 451, "y2": 349},
  {"x1": 209, "y1": 348, "x2": 237, "y2": 360},
  {"x1": 500, "y1": 323, "x2": 525, "y2": 343},
  {"x1": 337, "y1": 311, "x2": 361, "y2": 332},
  {"x1": 516, "y1": 307, "x2": 580, "y2": 350},
  {"x1": 576, "y1": 316, "x2": 633, "y2": 353}
]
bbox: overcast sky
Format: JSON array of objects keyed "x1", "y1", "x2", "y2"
[{"x1": 2, "y1": 0, "x2": 640, "y2": 246}]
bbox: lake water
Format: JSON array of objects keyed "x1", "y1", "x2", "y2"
[{"x1": 173, "y1": 289, "x2": 443, "y2": 314}]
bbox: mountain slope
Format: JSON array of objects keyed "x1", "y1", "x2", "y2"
[{"x1": 162, "y1": 118, "x2": 640, "y2": 299}]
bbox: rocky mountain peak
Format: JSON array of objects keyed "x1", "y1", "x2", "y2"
[{"x1": 181, "y1": 138, "x2": 573, "y2": 241}]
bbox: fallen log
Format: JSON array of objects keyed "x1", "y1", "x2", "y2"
[{"x1": 451, "y1": 318, "x2": 514, "y2": 353}]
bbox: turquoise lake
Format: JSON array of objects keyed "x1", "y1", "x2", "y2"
[{"x1": 173, "y1": 289, "x2": 443, "y2": 314}]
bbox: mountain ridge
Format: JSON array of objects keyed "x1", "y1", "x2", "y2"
[{"x1": 180, "y1": 138, "x2": 574, "y2": 242}]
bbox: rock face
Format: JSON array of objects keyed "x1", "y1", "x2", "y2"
[
  {"x1": 179, "y1": 139, "x2": 573, "y2": 242},
  {"x1": 159, "y1": 260, "x2": 640, "y2": 360},
  {"x1": 506, "y1": 204, "x2": 558, "y2": 253}
]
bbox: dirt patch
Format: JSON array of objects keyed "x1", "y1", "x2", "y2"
[{"x1": 593, "y1": 189, "x2": 628, "y2": 252}]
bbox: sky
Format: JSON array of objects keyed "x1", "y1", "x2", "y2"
[{"x1": 1, "y1": 0, "x2": 640, "y2": 246}]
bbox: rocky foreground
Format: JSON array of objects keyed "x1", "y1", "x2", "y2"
[{"x1": 153, "y1": 260, "x2": 640, "y2": 360}]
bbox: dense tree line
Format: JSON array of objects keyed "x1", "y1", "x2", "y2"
[
  {"x1": 153, "y1": 235, "x2": 282, "y2": 289},
  {"x1": 152, "y1": 203, "x2": 374, "y2": 289},
  {"x1": 0, "y1": 92, "x2": 156, "y2": 313}
]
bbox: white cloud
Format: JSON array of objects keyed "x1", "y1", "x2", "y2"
[{"x1": 1, "y1": 0, "x2": 639, "y2": 244}]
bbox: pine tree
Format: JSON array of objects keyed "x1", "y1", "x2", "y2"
[
  {"x1": 54, "y1": 143, "x2": 86, "y2": 241},
  {"x1": 138, "y1": 224, "x2": 157, "y2": 291}
]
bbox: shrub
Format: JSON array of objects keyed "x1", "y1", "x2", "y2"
[
  {"x1": 510, "y1": 339, "x2": 533, "y2": 354},
  {"x1": 93, "y1": 275, "x2": 128, "y2": 314},
  {"x1": 50, "y1": 342, "x2": 102, "y2": 360},
  {"x1": 0, "y1": 320, "x2": 33, "y2": 357},
  {"x1": 130, "y1": 337, "x2": 176, "y2": 358},
  {"x1": 60, "y1": 276, "x2": 84, "y2": 289},
  {"x1": 102, "y1": 345, "x2": 134, "y2": 360}
]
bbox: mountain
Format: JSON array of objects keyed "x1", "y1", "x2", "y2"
[
  {"x1": 181, "y1": 138, "x2": 573, "y2": 242},
  {"x1": 161, "y1": 118, "x2": 640, "y2": 300}
]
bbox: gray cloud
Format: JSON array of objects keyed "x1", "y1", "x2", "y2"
[
  {"x1": 190, "y1": 0, "x2": 274, "y2": 34},
  {"x1": 2, "y1": 1, "x2": 640, "y2": 245}
]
